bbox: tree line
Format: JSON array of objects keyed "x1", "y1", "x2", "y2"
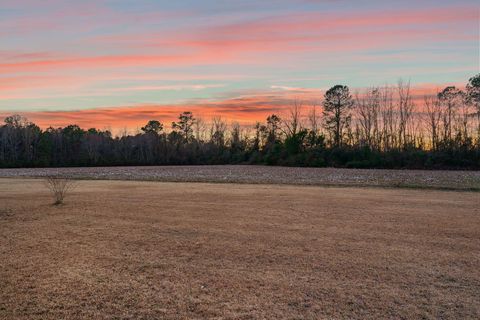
[{"x1": 1, "y1": 74, "x2": 479, "y2": 169}]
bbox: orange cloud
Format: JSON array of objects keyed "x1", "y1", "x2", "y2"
[
  {"x1": 6, "y1": 99, "x2": 288, "y2": 131},
  {"x1": 0, "y1": 84, "x2": 450, "y2": 133}
]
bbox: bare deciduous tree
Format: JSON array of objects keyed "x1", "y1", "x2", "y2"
[
  {"x1": 210, "y1": 116, "x2": 227, "y2": 147},
  {"x1": 423, "y1": 95, "x2": 443, "y2": 150},
  {"x1": 308, "y1": 101, "x2": 321, "y2": 136},
  {"x1": 355, "y1": 87, "x2": 380, "y2": 149},
  {"x1": 379, "y1": 85, "x2": 397, "y2": 150},
  {"x1": 397, "y1": 80, "x2": 415, "y2": 149},
  {"x1": 230, "y1": 122, "x2": 242, "y2": 149},
  {"x1": 193, "y1": 116, "x2": 207, "y2": 142},
  {"x1": 283, "y1": 98, "x2": 303, "y2": 138},
  {"x1": 438, "y1": 86, "x2": 463, "y2": 143}
]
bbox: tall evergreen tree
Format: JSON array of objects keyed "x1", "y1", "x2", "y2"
[{"x1": 322, "y1": 85, "x2": 354, "y2": 147}]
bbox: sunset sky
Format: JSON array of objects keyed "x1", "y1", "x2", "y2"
[{"x1": 1, "y1": 0, "x2": 478, "y2": 131}]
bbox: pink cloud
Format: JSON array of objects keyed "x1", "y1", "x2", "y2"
[
  {"x1": 85, "y1": 6, "x2": 477, "y2": 64},
  {"x1": 0, "y1": 84, "x2": 448, "y2": 132},
  {"x1": 220, "y1": 7, "x2": 477, "y2": 34},
  {"x1": 2, "y1": 6, "x2": 475, "y2": 76}
]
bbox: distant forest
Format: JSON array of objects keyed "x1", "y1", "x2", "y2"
[{"x1": 1, "y1": 74, "x2": 479, "y2": 169}]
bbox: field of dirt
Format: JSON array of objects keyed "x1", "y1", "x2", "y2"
[
  {"x1": 1, "y1": 178, "x2": 479, "y2": 319},
  {"x1": 0, "y1": 165, "x2": 479, "y2": 190}
]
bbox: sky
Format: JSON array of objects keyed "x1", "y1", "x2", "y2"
[{"x1": 0, "y1": 0, "x2": 478, "y2": 131}]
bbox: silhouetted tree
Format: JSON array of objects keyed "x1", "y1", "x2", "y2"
[
  {"x1": 141, "y1": 120, "x2": 163, "y2": 135},
  {"x1": 323, "y1": 85, "x2": 354, "y2": 147},
  {"x1": 283, "y1": 99, "x2": 303, "y2": 137},
  {"x1": 466, "y1": 74, "x2": 480, "y2": 137},
  {"x1": 438, "y1": 86, "x2": 464, "y2": 144},
  {"x1": 423, "y1": 96, "x2": 442, "y2": 150},
  {"x1": 355, "y1": 88, "x2": 380, "y2": 149},
  {"x1": 1, "y1": 75, "x2": 478, "y2": 170},
  {"x1": 266, "y1": 114, "x2": 281, "y2": 144},
  {"x1": 172, "y1": 112, "x2": 195, "y2": 142},
  {"x1": 4, "y1": 114, "x2": 30, "y2": 128}
]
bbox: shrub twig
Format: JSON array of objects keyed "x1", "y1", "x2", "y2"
[{"x1": 44, "y1": 176, "x2": 76, "y2": 205}]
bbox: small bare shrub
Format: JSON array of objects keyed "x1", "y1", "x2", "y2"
[{"x1": 44, "y1": 176, "x2": 76, "y2": 205}]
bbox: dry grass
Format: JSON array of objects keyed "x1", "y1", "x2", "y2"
[{"x1": 0, "y1": 178, "x2": 479, "y2": 319}]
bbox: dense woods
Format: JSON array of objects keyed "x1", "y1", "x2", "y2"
[{"x1": 1, "y1": 75, "x2": 479, "y2": 169}]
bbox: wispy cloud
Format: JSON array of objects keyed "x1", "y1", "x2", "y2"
[
  {"x1": 106, "y1": 84, "x2": 226, "y2": 92},
  {"x1": 0, "y1": 0, "x2": 477, "y2": 124},
  {"x1": 0, "y1": 83, "x2": 455, "y2": 132}
]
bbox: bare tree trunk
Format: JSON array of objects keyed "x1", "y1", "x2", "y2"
[
  {"x1": 283, "y1": 99, "x2": 303, "y2": 137},
  {"x1": 355, "y1": 88, "x2": 380, "y2": 149},
  {"x1": 423, "y1": 96, "x2": 442, "y2": 150},
  {"x1": 308, "y1": 102, "x2": 320, "y2": 136},
  {"x1": 379, "y1": 85, "x2": 397, "y2": 151},
  {"x1": 397, "y1": 80, "x2": 414, "y2": 149}
]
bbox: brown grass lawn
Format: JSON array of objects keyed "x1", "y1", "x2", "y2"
[{"x1": 1, "y1": 178, "x2": 479, "y2": 319}]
